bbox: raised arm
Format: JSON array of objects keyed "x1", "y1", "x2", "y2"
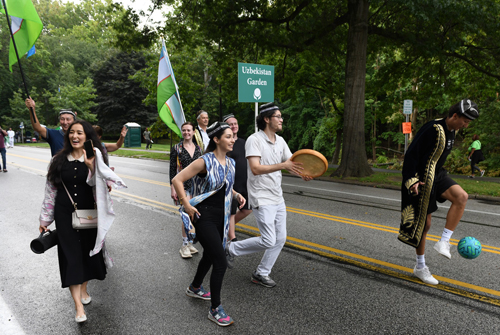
[
  {"x1": 25, "y1": 97, "x2": 47, "y2": 139},
  {"x1": 105, "y1": 126, "x2": 128, "y2": 153}
]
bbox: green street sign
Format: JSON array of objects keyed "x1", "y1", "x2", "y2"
[{"x1": 238, "y1": 62, "x2": 274, "y2": 103}]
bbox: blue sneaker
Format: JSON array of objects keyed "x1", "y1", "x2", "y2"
[
  {"x1": 186, "y1": 284, "x2": 211, "y2": 300},
  {"x1": 208, "y1": 305, "x2": 234, "y2": 326}
]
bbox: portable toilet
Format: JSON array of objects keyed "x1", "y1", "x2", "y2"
[{"x1": 124, "y1": 122, "x2": 142, "y2": 148}]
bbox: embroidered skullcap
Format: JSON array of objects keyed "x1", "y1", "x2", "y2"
[
  {"x1": 197, "y1": 110, "x2": 208, "y2": 119},
  {"x1": 259, "y1": 102, "x2": 279, "y2": 114},
  {"x1": 207, "y1": 121, "x2": 230, "y2": 139},
  {"x1": 222, "y1": 114, "x2": 235, "y2": 122},
  {"x1": 459, "y1": 99, "x2": 479, "y2": 120},
  {"x1": 59, "y1": 109, "x2": 76, "y2": 119}
]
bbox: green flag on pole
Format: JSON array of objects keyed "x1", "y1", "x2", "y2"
[
  {"x1": 157, "y1": 40, "x2": 186, "y2": 138},
  {"x1": 0, "y1": 0, "x2": 43, "y2": 72}
]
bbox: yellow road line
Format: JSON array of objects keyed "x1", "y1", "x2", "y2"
[
  {"x1": 9, "y1": 157, "x2": 500, "y2": 304},
  {"x1": 9, "y1": 157, "x2": 500, "y2": 253},
  {"x1": 287, "y1": 207, "x2": 500, "y2": 254},
  {"x1": 8, "y1": 153, "x2": 49, "y2": 163},
  {"x1": 235, "y1": 224, "x2": 500, "y2": 303},
  {"x1": 117, "y1": 174, "x2": 171, "y2": 187}
]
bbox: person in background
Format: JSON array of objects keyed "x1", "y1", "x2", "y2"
[
  {"x1": 7, "y1": 128, "x2": 15, "y2": 148},
  {"x1": 467, "y1": 134, "x2": 485, "y2": 178},
  {"x1": 172, "y1": 121, "x2": 245, "y2": 327},
  {"x1": 25, "y1": 97, "x2": 77, "y2": 156},
  {"x1": 222, "y1": 113, "x2": 252, "y2": 242},
  {"x1": 399, "y1": 99, "x2": 479, "y2": 285},
  {"x1": 39, "y1": 120, "x2": 126, "y2": 323},
  {"x1": 170, "y1": 122, "x2": 202, "y2": 258},
  {"x1": 194, "y1": 110, "x2": 210, "y2": 151},
  {"x1": 143, "y1": 128, "x2": 152, "y2": 150},
  {"x1": 93, "y1": 125, "x2": 128, "y2": 163},
  {"x1": 0, "y1": 127, "x2": 8, "y2": 172}
]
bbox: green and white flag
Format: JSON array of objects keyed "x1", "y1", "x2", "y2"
[
  {"x1": 157, "y1": 40, "x2": 185, "y2": 137},
  {"x1": 0, "y1": 0, "x2": 43, "y2": 71}
]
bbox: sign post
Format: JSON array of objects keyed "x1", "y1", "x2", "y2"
[
  {"x1": 238, "y1": 63, "x2": 275, "y2": 133},
  {"x1": 19, "y1": 122, "x2": 24, "y2": 143},
  {"x1": 403, "y1": 100, "x2": 413, "y2": 154}
]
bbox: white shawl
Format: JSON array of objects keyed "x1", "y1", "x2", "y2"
[{"x1": 86, "y1": 148, "x2": 127, "y2": 266}]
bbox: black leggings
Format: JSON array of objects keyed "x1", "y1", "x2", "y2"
[
  {"x1": 471, "y1": 161, "x2": 481, "y2": 174},
  {"x1": 191, "y1": 204, "x2": 227, "y2": 309}
]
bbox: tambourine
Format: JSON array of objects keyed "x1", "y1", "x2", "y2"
[{"x1": 290, "y1": 149, "x2": 328, "y2": 178}]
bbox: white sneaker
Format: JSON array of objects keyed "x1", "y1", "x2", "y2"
[
  {"x1": 179, "y1": 245, "x2": 192, "y2": 258},
  {"x1": 434, "y1": 240, "x2": 451, "y2": 259},
  {"x1": 187, "y1": 243, "x2": 198, "y2": 254},
  {"x1": 413, "y1": 266, "x2": 439, "y2": 285}
]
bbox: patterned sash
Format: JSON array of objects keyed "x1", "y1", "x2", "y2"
[{"x1": 179, "y1": 152, "x2": 235, "y2": 248}]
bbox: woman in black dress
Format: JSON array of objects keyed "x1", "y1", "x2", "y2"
[
  {"x1": 170, "y1": 122, "x2": 202, "y2": 258},
  {"x1": 40, "y1": 121, "x2": 108, "y2": 323}
]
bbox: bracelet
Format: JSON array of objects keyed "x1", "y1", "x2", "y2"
[{"x1": 179, "y1": 197, "x2": 185, "y2": 204}]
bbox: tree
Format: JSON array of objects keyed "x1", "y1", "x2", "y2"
[{"x1": 92, "y1": 51, "x2": 157, "y2": 133}]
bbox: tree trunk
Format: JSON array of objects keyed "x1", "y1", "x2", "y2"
[
  {"x1": 333, "y1": 0, "x2": 372, "y2": 178},
  {"x1": 331, "y1": 128, "x2": 342, "y2": 165}
]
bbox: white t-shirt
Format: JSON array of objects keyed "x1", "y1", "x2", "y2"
[
  {"x1": 7, "y1": 130, "x2": 14, "y2": 138},
  {"x1": 245, "y1": 130, "x2": 292, "y2": 208}
]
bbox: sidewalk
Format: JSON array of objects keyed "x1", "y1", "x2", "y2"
[
  {"x1": 328, "y1": 164, "x2": 500, "y2": 183},
  {"x1": 119, "y1": 147, "x2": 170, "y2": 154},
  {"x1": 287, "y1": 165, "x2": 500, "y2": 203},
  {"x1": 117, "y1": 148, "x2": 499, "y2": 202}
]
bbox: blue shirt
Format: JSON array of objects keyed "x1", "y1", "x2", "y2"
[{"x1": 44, "y1": 128, "x2": 65, "y2": 156}]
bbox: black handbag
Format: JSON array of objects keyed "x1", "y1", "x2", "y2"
[{"x1": 30, "y1": 230, "x2": 58, "y2": 254}]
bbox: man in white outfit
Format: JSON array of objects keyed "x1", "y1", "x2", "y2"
[
  {"x1": 225, "y1": 102, "x2": 311, "y2": 287},
  {"x1": 7, "y1": 128, "x2": 15, "y2": 148}
]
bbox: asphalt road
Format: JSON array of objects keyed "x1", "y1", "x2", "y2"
[{"x1": 1, "y1": 146, "x2": 500, "y2": 335}]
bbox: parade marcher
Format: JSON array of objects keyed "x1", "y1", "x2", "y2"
[
  {"x1": 467, "y1": 134, "x2": 485, "y2": 178},
  {"x1": 93, "y1": 125, "x2": 128, "y2": 163},
  {"x1": 169, "y1": 122, "x2": 202, "y2": 258},
  {"x1": 194, "y1": 110, "x2": 210, "y2": 151},
  {"x1": 143, "y1": 128, "x2": 153, "y2": 150},
  {"x1": 398, "y1": 99, "x2": 479, "y2": 285},
  {"x1": 222, "y1": 113, "x2": 252, "y2": 241},
  {"x1": 0, "y1": 127, "x2": 7, "y2": 172},
  {"x1": 25, "y1": 97, "x2": 77, "y2": 156},
  {"x1": 225, "y1": 103, "x2": 311, "y2": 288},
  {"x1": 172, "y1": 121, "x2": 245, "y2": 327},
  {"x1": 7, "y1": 128, "x2": 15, "y2": 148},
  {"x1": 39, "y1": 120, "x2": 126, "y2": 323}
]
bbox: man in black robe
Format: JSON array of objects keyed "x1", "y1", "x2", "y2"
[{"x1": 399, "y1": 99, "x2": 479, "y2": 285}]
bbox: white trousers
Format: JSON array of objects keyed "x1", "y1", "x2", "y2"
[
  {"x1": 229, "y1": 202, "x2": 287, "y2": 276},
  {"x1": 8, "y1": 138, "x2": 13, "y2": 147}
]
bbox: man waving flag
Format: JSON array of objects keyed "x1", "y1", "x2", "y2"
[
  {"x1": 157, "y1": 40, "x2": 186, "y2": 138},
  {"x1": 0, "y1": 0, "x2": 43, "y2": 71}
]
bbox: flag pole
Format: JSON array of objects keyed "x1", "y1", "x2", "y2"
[{"x1": 1, "y1": 0, "x2": 37, "y2": 123}]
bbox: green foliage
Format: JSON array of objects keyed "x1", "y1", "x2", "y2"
[
  {"x1": 93, "y1": 51, "x2": 157, "y2": 133},
  {"x1": 48, "y1": 77, "x2": 97, "y2": 122},
  {"x1": 4, "y1": 89, "x2": 45, "y2": 130}
]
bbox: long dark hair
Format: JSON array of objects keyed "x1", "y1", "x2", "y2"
[{"x1": 47, "y1": 120, "x2": 107, "y2": 187}]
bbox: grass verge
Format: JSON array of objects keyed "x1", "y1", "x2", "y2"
[
  {"x1": 109, "y1": 149, "x2": 170, "y2": 160},
  {"x1": 285, "y1": 168, "x2": 500, "y2": 198}
]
